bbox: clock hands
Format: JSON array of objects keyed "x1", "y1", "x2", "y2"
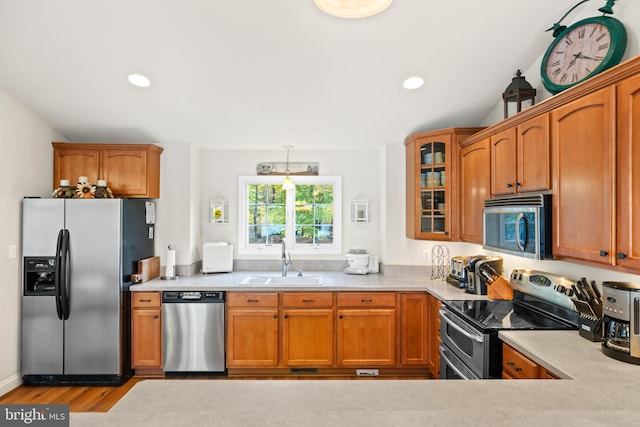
[{"x1": 573, "y1": 52, "x2": 601, "y2": 62}]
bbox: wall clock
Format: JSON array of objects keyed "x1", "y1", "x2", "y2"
[{"x1": 540, "y1": 15, "x2": 626, "y2": 94}]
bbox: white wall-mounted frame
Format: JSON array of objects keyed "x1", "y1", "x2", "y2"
[
  {"x1": 210, "y1": 199, "x2": 229, "y2": 223},
  {"x1": 349, "y1": 197, "x2": 369, "y2": 223}
]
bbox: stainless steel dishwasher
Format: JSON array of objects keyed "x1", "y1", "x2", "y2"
[{"x1": 162, "y1": 291, "x2": 226, "y2": 374}]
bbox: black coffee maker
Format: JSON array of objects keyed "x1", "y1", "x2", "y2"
[{"x1": 602, "y1": 281, "x2": 640, "y2": 365}]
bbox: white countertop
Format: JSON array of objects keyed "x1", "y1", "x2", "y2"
[
  {"x1": 129, "y1": 271, "x2": 486, "y2": 301},
  {"x1": 122, "y1": 271, "x2": 640, "y2": 425}
]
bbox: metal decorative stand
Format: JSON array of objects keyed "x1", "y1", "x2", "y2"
[{"x1": 431, "y1": 245, "x2": 450, "y2": 280}]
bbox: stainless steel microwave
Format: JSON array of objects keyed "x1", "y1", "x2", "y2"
[{"x1": 482, "y1": 193, "x2": 552, "y2": 260}]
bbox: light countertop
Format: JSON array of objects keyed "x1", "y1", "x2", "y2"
[{"x1": 129, "y1": 271, "x2": 486, "y2": 301}]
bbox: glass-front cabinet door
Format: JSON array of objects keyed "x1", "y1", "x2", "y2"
[{"x1": 405, "y1": 128, "x2": 484, "y2": 241}]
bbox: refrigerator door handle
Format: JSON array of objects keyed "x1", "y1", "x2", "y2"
[
  {"x1": 55, "y1": 229, "x2": 64, "y2": 320},
  {"x1": 61, "y1": 229, "x2": 71, "y2": 320}
]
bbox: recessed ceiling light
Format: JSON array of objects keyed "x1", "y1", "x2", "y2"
[
  {"x1": 403, "y1": 76, "x2": 424, "y2": 90},
  {"x1": 314, "y1": 0, "x2": 394, "y2": 18},
  {"x1": 127, "y1": 74, "x2": 151, "y2": 88}
]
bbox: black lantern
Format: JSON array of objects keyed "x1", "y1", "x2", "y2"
[{"x1": 503, "y1": 70, "x2": 536, "y2": 119}]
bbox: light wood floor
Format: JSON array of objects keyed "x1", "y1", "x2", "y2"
[{"x1": 0, "y1": 375, "x2": 432, "y2": 412}]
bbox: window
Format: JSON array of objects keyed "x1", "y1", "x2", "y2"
[{"x1": 239, "y1": 176, "x2": 342, "y2": 255}]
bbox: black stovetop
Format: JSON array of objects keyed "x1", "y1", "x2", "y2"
[{"x1": 443, "y1": 291, "x2": 579, "y2": 333}]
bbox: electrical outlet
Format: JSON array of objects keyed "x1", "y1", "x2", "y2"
[
  {"x1": 8, "y1": 244, "x2": 17, "y2": 260},
  {"x1": 422, "y1": 248, "x2": 430, "y2": 260}
]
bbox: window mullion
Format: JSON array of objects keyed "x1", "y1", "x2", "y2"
[{"x1": 286, "y1": 187, "x2": 295, "y2": 247}]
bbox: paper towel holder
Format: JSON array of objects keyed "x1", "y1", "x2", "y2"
[{"x1": 161, "y1": 244, "x2": 180, "y2": 280}]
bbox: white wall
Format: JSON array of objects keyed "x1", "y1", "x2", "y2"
[
  {"x1": 0, "y1": 87, "x2": 60, "y2": 396},
  {"x1": 198, "y1": 147, "x2": 382, "y2": 261}
]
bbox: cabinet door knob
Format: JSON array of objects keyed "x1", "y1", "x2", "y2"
[
  {"x1": 506, "y1": 183, "x2": 513, "y2": 188},
  {"x1": 617, "y1": 252, "x2": 628, "y2": 260},
  {"x1": 284, "y1": 314, "x2": 288, "y2": 319},
  {"x1": 153, "y1": 315, "x2": 159, "y2": 319},
  {"x1": 599, "y1": 250, "x2": 609, "y2": 257},
  {"x1": 515, "y1": 182, "x2": 522, "y2": 187}
]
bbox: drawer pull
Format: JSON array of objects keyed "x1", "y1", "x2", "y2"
[
  {"x1": 302, "y1": 299, "x2": 315, "y2": 303},
  {"x1": 247, "y1": 299, "x2": 259, "y2": 303},
  {"x1": 153, "y1": 315, "x2": 159, "y2": 320},
  {"x1": 139, "y1": 299, "x2": 152, "y2": 303},
  {"x1": 506, "y1": 361, "x2": 522, "y2": 372},
  {"x1": 361, "y1": 299, "x2": 373, "y2": 303}
]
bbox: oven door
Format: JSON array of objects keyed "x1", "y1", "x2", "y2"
[
  {"x1": 439, "y1": 345, "x2": 480, "y2": 379},
  {"x1": 439, "y1": 308, "x2": 490, "y2": 378}
]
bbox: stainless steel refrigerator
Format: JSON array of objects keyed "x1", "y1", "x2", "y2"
[{"x1": 21, "y1": 198, "x2": 155, "y2": 385}]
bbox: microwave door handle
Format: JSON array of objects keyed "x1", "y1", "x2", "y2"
[
  {"x1": 515, "y1": 212, "x2": 526, "y2": 252},
  {"x1": 440, "y1": 310, "x2": 483, "y2": 343}
]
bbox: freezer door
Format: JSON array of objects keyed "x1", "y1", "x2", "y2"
[
  {"x1": 64, "y1": 199, "x2": 122, "y2": 375},
  {"x1": 21, "y1": 295, "x2": 64, "y2": 375},
  {"x1": 21, "y1": 198, "x2": 65, "y2": 375},
  {"x1": 22, "y1": 198, "x2": 64, "y2": 257}
]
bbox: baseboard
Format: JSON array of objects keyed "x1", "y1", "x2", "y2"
[{"x1": 0, "y1": 373, "x2": 22, "y2": 398}]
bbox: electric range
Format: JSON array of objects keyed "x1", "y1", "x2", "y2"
[{"x1": 439, "y1": 268, "x2": 579, "y2": 379}]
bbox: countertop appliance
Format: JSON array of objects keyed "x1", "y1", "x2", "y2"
[
  {"x1": 466, "y1": 256, "x2": 503, "y2": 295},
  {"x1": 447, "y1": 255, "x2": 474, "y2": 288},
  {"x1": 483, "y1": 193, "x2": 552, "y2": 260},
  {"x1": 202, "y1": 242, "x2": 233, "y2": 273},
  {"x1": 439, "y1": 268, "x2": 578, "y2": 379},
  {"x1": 601, "y1": 282, "x2": 640, "y2": 365},
  {"x1": 21, "y1": 198, "x2": 155, "y2": 385},
  {"x1": 162, "y1": 291, "x2": 226, "y2": 374},
  {"x1": 343, "y1": 251, "x2": 379, "y2": 275}
]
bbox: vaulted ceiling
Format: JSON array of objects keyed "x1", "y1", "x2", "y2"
[{"x1": 0, "y1": 0, "x2": 582, "y2": 150}]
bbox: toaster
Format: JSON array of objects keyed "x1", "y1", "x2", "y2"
[{"x1": 447, "y1": 256, "x2": 473, "y2": 288}]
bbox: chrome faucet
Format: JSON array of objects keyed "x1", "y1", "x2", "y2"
[{"x1": 281, "y1": 238, "x2": 292, "y2": 277}]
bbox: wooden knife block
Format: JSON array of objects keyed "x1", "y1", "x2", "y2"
[{"x1": 487, "y1": 276, "x2": 513, "y2": 300}]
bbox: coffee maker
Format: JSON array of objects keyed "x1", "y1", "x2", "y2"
[
  {"x1": 466, "y1": 256, "x2": 503, "y2": 295},
  {"x1": 602, "y1": 281, "x2": 640, "y2": 364}
]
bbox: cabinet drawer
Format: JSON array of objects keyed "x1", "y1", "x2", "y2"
[
  {"x1": 503, "y1": 344, "x2": 539, "y2": 379},
  {"x1": 282, "y1": 292, "x2": 333, "y2": 308},
  {"x1": 337, "y1": 292, "x2": 396, "y2": 308},
  {"x1": 227, "y1": 292, "x2": 279, "y2": 308},
  {"x1": 132, "y1": 292, "x2": 161, "y2": 308}
]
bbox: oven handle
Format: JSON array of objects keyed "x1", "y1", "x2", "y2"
[
  {"x1": 439, "y1": 346, "x2": 468, "y2": 379},
  {"x1": 440, "y1": 309, "x2": 483, "y2": 343}
]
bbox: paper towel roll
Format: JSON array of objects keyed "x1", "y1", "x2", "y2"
[{"x1": 164, "y1": 246, "x2": 176, "y2": 278}]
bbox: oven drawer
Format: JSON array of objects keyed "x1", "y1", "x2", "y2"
[
  {"x1": 439, "y1": 345, "x2": 480, "y2": 380},
  {"x1": 439, "y1": 308, "x2": 490, "y2": 378}
]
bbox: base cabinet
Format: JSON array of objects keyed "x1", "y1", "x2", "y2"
[
  {"x1": 131, "y1": 292, "x2": 162, "y2": 371},
  {"x1": 427, "y1": 294, "x2": 441, "y2": 378},
  {"x1": 226, "y1": 293, "x2": 279, "y2": 367},
  {"x1": 502, "y1": 343, "x2": 559, "y2": 379},
  {"x1": 400, "y1": 293, "x2": 429, "y2": 367}
]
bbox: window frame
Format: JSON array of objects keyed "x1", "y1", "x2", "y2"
[{"x1": 238, "y1": 175, "x2": 342, "y2": 255}]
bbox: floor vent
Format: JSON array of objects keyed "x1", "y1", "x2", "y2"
[
  {"x1": 290, "y1": 368, "x2": 318, "y2": 374},
  {"x1": 356, "y1": 369, "x2": 379, "y2": 377}
]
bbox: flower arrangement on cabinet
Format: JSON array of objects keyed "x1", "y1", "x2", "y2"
[{"x1": 53, "y1": 177, "x2": 114, "y2": 199}]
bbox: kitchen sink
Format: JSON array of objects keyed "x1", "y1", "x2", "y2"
[{"x1": 239, "y1": 275, "x2": 323, "y2": 286}]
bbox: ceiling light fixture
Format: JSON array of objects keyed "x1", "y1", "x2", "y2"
[
  {"x1": 127, "y1": 73, "x2": 151, "y2": 88},
  {"x1": 403, "y1": 76, "x2": 424, "y2": 90},
  {"x1": 282, "y1": 145, "x2": 295, "y2": 190},
  {"x1": 313, "y1": 0, "x2": 394, "y2": 19}
]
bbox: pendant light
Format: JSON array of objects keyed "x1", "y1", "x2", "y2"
[
  {"x1": 314, "y1": 0, "x2": 394, "y2": 19},
  {"x1": 282, "y1": 145, "x2": 295, "y2": 190}
]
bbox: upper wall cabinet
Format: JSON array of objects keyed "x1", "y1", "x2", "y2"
[
  {"x1": 490, "y1": 114, "x2": 550, "y2": 196},
  {"x1": 53, "y1": 143, "x2": 163, "y2": 198},
  {"x1": 460, "y1": 138, "x2": 491, "y2": 244},
  {"x1": 616, "y1": 73, "x2": 640, "y2": 271},
  {"x1": 405, "y1": 128, "x2": 483, "y2": 241}
]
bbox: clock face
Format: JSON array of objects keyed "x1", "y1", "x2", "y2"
[
  {"x1": 544, "y1": 23, "x2": 611, "y2": 86},
  {"x1": 541, "y1": 16, "x2": 627, "y2": 94}
]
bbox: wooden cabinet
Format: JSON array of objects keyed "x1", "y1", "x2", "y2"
[
  {"x1": 551, "y1": 88, "x2": 615, "y2": 265},
  {"x1": 616, "y1": 73, "x2": 640, "y2": 270},
  {"x1": 490, "y1": 114, "x2": 550, "y2": 196},
  {"x1": 502, "y1": 343, "x2": 558, "y2": 379},
  {"x1": 460, "y1": 138, "x2": 491, "y2": 243},
  {"x1": 336, "y1": 292, "x2": 396, "y2": 366},
  {"x1": 52, "y1": 142, "x2": 163, "y2": 198},
  {"x1": 399, "y1": 293, "x2": 428, "y2": 367},
  {"x1": 131, "y1": 292, "x2": 162, "y2": 370},
  {"x1": 282, "y1": 293, "x2": 334, "y2": 367},
  {"x1": 405, "y1": 128, "x2": 483, "y2": 240},
  {"x1": 427, "y1": 294, "x2": 441, "y2": 378},
  {"x1": 226, "y1": 293, "x2": 279, "y2": 367}
]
